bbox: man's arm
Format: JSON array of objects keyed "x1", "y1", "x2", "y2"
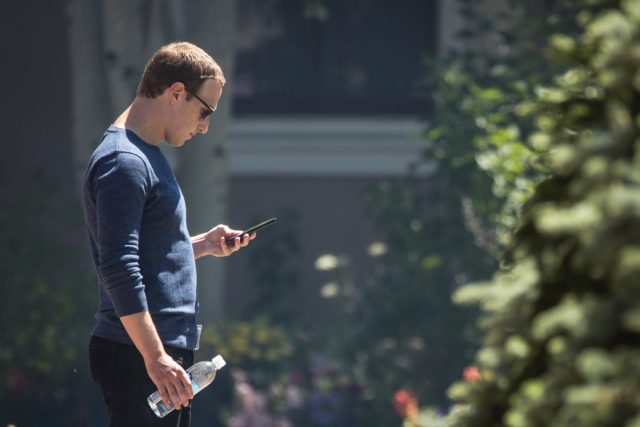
[
  {"x1": 120, "y1": 311, "x2": 193, "y2": 409},
  {"x1": 191, "y1": 224, "x2": 255, "y2": 259}
]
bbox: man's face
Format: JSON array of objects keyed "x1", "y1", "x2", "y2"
[{"x1": 166, "y1": 78, "x2": 223, "y2": 147}]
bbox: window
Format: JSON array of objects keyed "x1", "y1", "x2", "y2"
[{"x1": 233, "y1": 0, "x2": 438, "y2": 115}]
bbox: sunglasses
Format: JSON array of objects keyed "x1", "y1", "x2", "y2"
[{"x1": 188, "y1": 91, "x2": 215, "y2": 120}]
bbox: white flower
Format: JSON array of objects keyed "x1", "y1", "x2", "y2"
[
  {"x1": 315, "y1": 254, "x2": 340, "y2": 271},
  {"x1": 367, "y1": 242, "x2": 388, "y2": 257},
  {"x1": 320, "y1": 282, "x2": 339, "y2": 298}
]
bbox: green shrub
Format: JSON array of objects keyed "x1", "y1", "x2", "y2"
[
  {"x1": 451, "y1": 1, "x2": 640, "y2": 425},
  {"x1": 0, "y1": 175, "x2": 100, "y2": 426}
]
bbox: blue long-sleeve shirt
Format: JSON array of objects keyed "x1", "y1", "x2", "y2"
[{"x1": 83, "y1": 125, "x2": 199, "y2": 350}]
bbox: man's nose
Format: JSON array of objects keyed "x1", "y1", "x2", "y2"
[{"x1": 198, "y1": 119, "x2": 209, "y2": 134}]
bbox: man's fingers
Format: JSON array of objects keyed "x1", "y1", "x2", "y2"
[
  {"x1": 167, "y1": 382, "x2": 187, "y2": 409},
  {"x1": 221, "y1": 235, "x2": 240, "y2": 252},
  {"x1": 166, "y1": 384, "x2": 179, "y2": 409},
  {"x1": 146, "y1": 354, "x2": 193, "y2": 409},
  {"x1": 158, "y1": 377, "x2": 190, "y2": 409},
  {"x1": 169, "y1": 369, "x2": 194, "y2": 407},
  {"x1": 180, "y1": 370, "x2": 194, "y2": 400},
  {"x1": 159, "y1": 387, "x2": 173, "y2": 409}
]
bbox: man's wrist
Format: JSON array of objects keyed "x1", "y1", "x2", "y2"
[
  {"x1": 191, "y1": 233, "x2": 210, "y2": 259},
  {"x1": 140, "y1": 346, "x2": 166, "y2": 362},
  {"x1": 119, "y1": 311, "x2": 167, "y2": 363}
]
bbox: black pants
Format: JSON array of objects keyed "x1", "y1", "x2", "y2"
[{"x1": 89, "y1": 335, "x2": 194, "y2": 427}]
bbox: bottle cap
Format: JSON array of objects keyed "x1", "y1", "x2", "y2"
[{"x1": 211, "y1": 355, "x2": 226, "y2": 370}]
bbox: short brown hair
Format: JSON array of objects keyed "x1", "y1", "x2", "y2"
[{"x1": 137, "y1": 41, "x2": 225, "y2": 98}]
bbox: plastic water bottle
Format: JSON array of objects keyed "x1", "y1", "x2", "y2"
[{"x1": 147, "y1": 355, "x2": 226, "y2": 418}]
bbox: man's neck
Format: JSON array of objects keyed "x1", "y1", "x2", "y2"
[{"x1": 114, "y1": 97, "x2": 165, "y2": 146}]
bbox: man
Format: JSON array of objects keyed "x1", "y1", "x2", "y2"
[{"x1": 83, "y1": 42, "x2": 254, "y2": 426}]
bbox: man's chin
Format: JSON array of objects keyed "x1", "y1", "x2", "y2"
[{"x1": 167, "y1": 139, "x2": 187, "y2": 147}]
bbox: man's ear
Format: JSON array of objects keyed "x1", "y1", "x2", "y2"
[{"x1": 167, "y1": 82, "x2": 185, "y2": 103}]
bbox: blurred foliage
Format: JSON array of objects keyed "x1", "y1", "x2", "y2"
[
  {"x1": 195, "y1": 214, "x2": 304, "y2": 425},
  {"x1": 242, "y1": 210, "x2": 303, "y2": 327},
  {"x1": 328, "y1": 1, "x2": 587, "y2": 424},
  {"x1": 224, "y1": 1, "x2": 590, "y2": 425},
  {"x1": 207, "y1": 212, "x2": 381, "y2": 426},
  {"x1": 200, "y1": 318, "x2": 295, "y2": 390},
  {"x1": 421, "y1": 0, "x2": 584, "y2": 252},
  {"x1": 0, "y1": 173, "x2": 100, "y2": 426},
  {"x1": 445, "y1": 0, "x2": 640, "y2": 425}
]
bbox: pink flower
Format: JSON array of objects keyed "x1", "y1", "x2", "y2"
[
  {"x1": 8, "y1": 370, "x2": 28, "y2": 395},
  {"x1": 393, "y1": 389, "x2": 419, "y2": 419},
  {"x1": 463, "y1": 366, "x2": 482, "y2": 382}
]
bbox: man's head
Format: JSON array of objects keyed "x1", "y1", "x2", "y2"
[
  {"x1": 136, "y1": 42, "x2": 225, "y2": 147},
  {"x1": 137, "y1": 41, "x2": 225, "y2": 99}
]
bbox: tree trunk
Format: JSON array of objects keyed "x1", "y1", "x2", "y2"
[
  {"x1": 437, "y1": 0, "x2": 465, "y2": 55},
  {"x1": 100, "y1": 0, "x2": 148, "y2": 115},
  {"x1": 67, "y1": 0, "x2": 112, "y2": 189},
  {"x1": 437, "y1": 0, "x2": 508, "y2": 56},
  {"x1": 179, "y1": 0, "x2": 237, "y2": 323}
]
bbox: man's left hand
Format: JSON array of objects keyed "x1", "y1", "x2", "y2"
[{"x1": 193, "y1": 224, "x2": 255, "y2": 258}]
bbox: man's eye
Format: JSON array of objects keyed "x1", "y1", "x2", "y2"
[{"x1": 200, "y1": 109, "x2": 212, "y2": 120}]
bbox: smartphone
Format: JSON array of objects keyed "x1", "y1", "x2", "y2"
[{"x1": 225, "y1": 217, "x2": 277, "y2": 245}]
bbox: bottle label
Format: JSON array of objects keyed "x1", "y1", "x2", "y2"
[
  {"x1": 156, "y1": 400, "x2": 171, "y2": 415},
  {"x1": 151, "y1": 379, "x2": 198, "y2": 417},
  {"x1": 189, "y1": 372, "x2": 201, "y2": 394}
]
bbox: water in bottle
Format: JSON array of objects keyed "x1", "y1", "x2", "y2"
[{"x1": 147, "y1": 354, "x2": 226, "y2": 418}]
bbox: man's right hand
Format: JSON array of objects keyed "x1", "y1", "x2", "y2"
[
  {"x1": 144, "y1": 352, "x2": 194, "y2": 409},
  {"x1": 119, "y1": 311, "x2": 194, "y2": 410}
]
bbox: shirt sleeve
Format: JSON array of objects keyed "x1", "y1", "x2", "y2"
[{"x1": 91, "y1": 151, "x2": 150, "y2": 317}]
